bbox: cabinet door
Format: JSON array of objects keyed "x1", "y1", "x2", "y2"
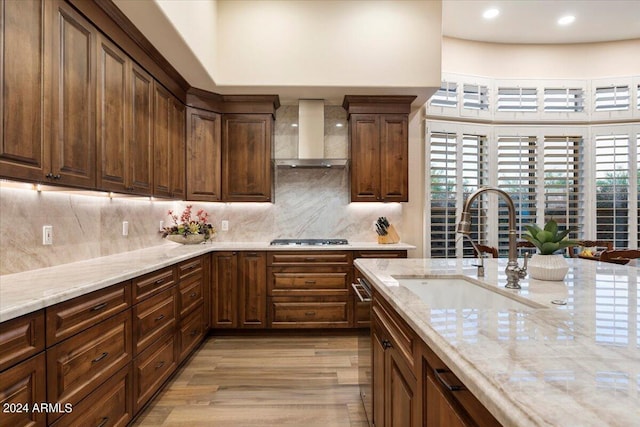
[
  {"x1": 153, "y1": 82, "x2": 171, "y2": 197},
  {"x1": 387, "y1": 347, "x2": 419, "y2": 427},
  {"x1": 128, "y1": 63, "x2": 153, "y2": 195},
  {"x1": 425, "y1": 375, "x2": 469, "y2": 427},
  {"x1": 211, "y1": 252, "x2": 238, "y2": 328},
  {"x1": 0, "y1": 0, "x2": 49, "y2": 182},
  {"x1": 379, "y1": 115, "x2": 408, "y2": 202},
  {"x1": 0, "y1": 353, "x2": 46, "y2": 427},
  {"x1": 350, "y1": 114, "x2": 381, "y2": 202},
  {"x1": 238, "y1": 252, "x2": 267, "y2": 328},
  {"x1": 169, "y1": 97, "x2": 186, "y2": 199},
  {"x1": 222, "y1": 114, "x2": 272, "y2": 202},
  {"x1": 50, "y1": 0, "x2": 96, "y2": 188},
  {"x1": 372, "y1": 326, "x2": 386, "y2": 427},
  {"x1": 186, "y1": 107, "x2": 221, "y2": 201},
  {"x1": 96, "y1": 35, "x2": 128, "y2": 192}
]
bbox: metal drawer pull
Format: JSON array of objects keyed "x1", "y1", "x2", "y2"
[
  {"x1": 190, "y1": 329, "x2": 199, "y2": 336},
  {"x1": 304, "y1": 280, "x2": 317, "y2": 285},
  {"x1": 155, "y1": 361, "x2": 165, "y2": 370},
  {"x1": 155, "y1": 314, "x2": 165, "y2": 322},
  {"x1": 352, "y1": 283, "x2": 372, "y2": 302},
  {"x1": 304, "y1": 311, "x2": 316, "y2": 316},
  {"x1": 90, "y1": 302, "x2": 108, "y2": 312},
  {"x1": 154, "y1": 278, "x2": 165, "y2": 285},
  {"x1": 305, "y1": 258, "x2": 316, "y2": 262},
  {"x1": 92, "y1": 352, "x2": 109, "y2": 364},
  {"x1": 96, "y1": 417, "x2": 109, "y2": 427},
  {"x1": 381, "y1": 339, "x2": 392, "y2": 349},
  {"x1": 434, "y1": 368, "x2": 466, "y2": 392},
  {"x1": 189, "y1": 292, "x2": 198, "y2": 298}
]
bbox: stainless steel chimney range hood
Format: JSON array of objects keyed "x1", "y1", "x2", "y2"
[{"x1": 275, "y1": 99, "x2": 348, "y2": 169}]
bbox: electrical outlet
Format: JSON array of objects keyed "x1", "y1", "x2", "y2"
[
  {"x1": 42, "y1": 225, "x2": 53, "y2": 245},
  {"x1": 159, "y1": 220, "x2": 164, "y2": 231},
  {"x1": 122, "y1": 221, "x2": 129, "y2": 236},
  {"x1": 221, "y1": 220, "x2": 229, "y2": 231}
]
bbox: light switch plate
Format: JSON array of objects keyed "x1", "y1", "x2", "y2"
[
  {"x1": 122, "y1": 221, "x2": 129, "y2": 236},
  {"x1": 221, "y1": 220, "x2": 229, "y2": 231},
  {"x1": 43, "y1": 225, "x2": 53, "y2": 245}
]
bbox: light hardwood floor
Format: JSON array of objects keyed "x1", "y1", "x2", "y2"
[{"x1": 132, "y1": 334, "x2": 369, "y2": 427}]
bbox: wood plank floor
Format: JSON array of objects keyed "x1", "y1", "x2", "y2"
[{"x1": 132, "y1": 334, "x2": 369, "y2": 427}]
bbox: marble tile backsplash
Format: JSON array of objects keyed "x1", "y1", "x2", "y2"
[{"x1": 0, "y1": 103, "x2": 401, "y2": 275}]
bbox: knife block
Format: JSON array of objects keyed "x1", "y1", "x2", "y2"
[{"x1": 378, "y1": 224, "x2": 400, "y2": 244}]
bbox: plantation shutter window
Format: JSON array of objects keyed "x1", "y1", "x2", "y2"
[
  {"x1": 463, "y1": 84, "x2": 489, "y2": 111},
  {"x1": 594, "y1": 85, "x2": 630, "y2": 111},
  {"x1": 430, "y1": 82, "x2": 458, "y2": 108},
  {"x1": 429, "y1": 132, "x2": 458, "y2": 258},
  {"x1": 461, "y1": 134, "x2": 489, "y2": 257},
  {"x1": 497, "y1": 87, "x2": 537, "y2": 112},
  {"x1": 497, "y1": 136, "x2": 538, "y2": 255},
  {"x1": 595, "y1": 134, "x2": 630, "y2": 248},
  {"x1": 543, "y1": 136, "x2": 583, "y2": 239},
  {"x1": 544, "y1": 88, "x2": 585, "y2": 112}
]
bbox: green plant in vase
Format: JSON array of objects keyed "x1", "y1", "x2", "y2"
[{"x1": 523, "y1": 219, "x2": 578, "y2": 281}]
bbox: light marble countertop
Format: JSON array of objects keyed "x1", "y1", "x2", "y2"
[
  {"x1": 0, "y1": 241, "x2": 414, "y2": 322},
  {"x1": 354, "y1": 257, "x2": 640, "y2": 427}
]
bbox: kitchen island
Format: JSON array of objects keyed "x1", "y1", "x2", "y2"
[{"x1": 354, "y1": 257, "x2": 639, "y2": 426}]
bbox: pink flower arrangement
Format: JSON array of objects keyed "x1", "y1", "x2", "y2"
[{"x1": 162, "y1": 205, "x2": 216, "y2": 240}]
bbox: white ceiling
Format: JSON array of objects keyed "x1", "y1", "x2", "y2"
[{"x1": 443, "y1": 0, "x2": 640, "y2": 44}]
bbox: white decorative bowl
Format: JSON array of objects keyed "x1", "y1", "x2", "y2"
[
  {"x1": 165, "y1": 234, "x2": 205, "y2": 245},
  {"x1": 528, "y1": 253, "x2": 569, "y2": 281}
]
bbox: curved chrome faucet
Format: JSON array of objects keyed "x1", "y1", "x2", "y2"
[{"x1": 457, "y1": 186, "x2": 528, "y2": 289}]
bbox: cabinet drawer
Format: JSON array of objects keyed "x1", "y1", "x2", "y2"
[
  {"x1": 178, "y1": 304, "x2": 204, "y2": 362},
  {"x1": 269, "y1": 297, "x2": 350, "y2": 328},
  {"x1": 0, "y1": 310, "x2": 45, "y2": 372},
  {"x1": 132, "y1": 266, "x2": 176, "y2": 303},
  {"x1": 178, "y1": 257, "x2": 203, "y2": 280},
  {"x1": 133, "y1": 288, "x2": 176, "y2": 355},
  {"x1": 46, "y1": 281, "x2": 131, "y2": 346},
  {"x1": 133, "y1": 333, "x2": 177, "y2": 413},
  {"x1": 268, "y1": 251, "x2": 352, "y2": 266},
  {"x1": 270, "y1": 272, "x2": 349, "y2": 296},
  {"x1": 178, "y1": 275, "x2": 203, "y2": 319},
  {"x1": 52, "y1": 364, "x2": 132, "y2": 427},
  {"x1": 46, "y1": 310, "x2": 132, "y2": 422},
  {"x1": 372, "y1": 294, "x2": 417, "y2": 370},
  {"x1": 354, "y1": 250, "x2": 407, "y2": 259},
  {"x1": 0, "y1": 353, "x2": 46, "y2": 427}
]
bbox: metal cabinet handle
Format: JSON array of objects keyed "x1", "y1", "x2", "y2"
[
  {"x1": 189, "y1": 292, "x2": 197, "y2": 298},
  {"x1": 381, "y1": 339, "x2": 392, "y2": 349},
  {"x1": 90, "y1": 302, "x2": 108, "y2": 312},
  {"x1": 154, "y1": 278, "x2": 165, "y2": 285},
  {"x1": 155, "y1": 314, "x2": 165, "y2": 322},
  {"x1": 304, "y1": 311, "x2": 316, "y2": 316},
  {"x1": 92, "y1": 352, "x2": 109, "y2": 364},
  {"x1": 433, "y1": 368, "x2": 466, "y2": 392},
  {"x1": 155, "y1": 361, "x2": 165, "y2": 370},
  {"x1": 96, "y1": 417, "x2": 109, "y2": 427},
  {"x1": 352, "y1": 283, "x2": 372, "y2": 302},
  {"x1": 190, "y1": 329, "x2": 199, "y2": 336},
  {"x1": 304, "y1": 280, "x2": 317, "y2": 285},
  {"x1": 305, "y1": 258, "x2": 316, "y2": 262}
]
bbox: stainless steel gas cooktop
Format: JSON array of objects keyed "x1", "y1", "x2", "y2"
[{"x1": 269, "y1": 238, "x2": 349, "y2": 246}]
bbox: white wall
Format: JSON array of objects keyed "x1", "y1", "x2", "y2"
[{"x1": 442, "y1": 37, "x2": 640, "y2": 79}]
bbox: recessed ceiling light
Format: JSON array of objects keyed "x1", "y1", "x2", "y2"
[
  {"x1": 291, "y1": 123, "x2": 298, "y2": 127},
  {"x1": 558, "y1": 15, "x2": 575, "y2": 26},
  {"x1": 483, "y1": 8, "x2": 500, "y2": 19}
]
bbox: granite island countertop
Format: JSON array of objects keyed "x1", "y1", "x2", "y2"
[
  {"x1": 0, "y1": 241, "x2": 414, "y2": 322},
  {"x1": 354, "y1": 257, "x2": 640, "y2": 427}
]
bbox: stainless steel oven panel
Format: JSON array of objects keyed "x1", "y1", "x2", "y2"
[{"x1": 355, "y1": 277, "x2": 373, "y2": 426}]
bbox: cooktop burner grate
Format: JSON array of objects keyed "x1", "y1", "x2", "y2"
[{"x1": 269, "y1": 238, "x2": 349, "y2": 246}]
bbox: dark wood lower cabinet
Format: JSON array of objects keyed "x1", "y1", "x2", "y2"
[
  {"x1": 51, "y1": 365, "x2": 132, "y2": 427},
  {"x1": 133, "y1": 333, "x2": 177, "y2": 413},
  {"x1": 0, "y1": 353, "x2": 46, "y2": 427}
]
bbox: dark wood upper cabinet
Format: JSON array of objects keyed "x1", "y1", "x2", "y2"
[
  {"x1": 0, "y1": 0, "x2": 50, "y2": 182},
  {"x1": 186, "y1": 107, "x2": 221, "y2": 201},
  {"x1": 96, "y1": 34, "x2": 128, "y2": 192},
  {"x1": 128, "y1": 63, "x2": 153, "y2": 194},
  {"x1": 222, "y1": 114, "x2": 273, "y2": 202},
  {"x1": 50, "y1": 0, "x2": 97, "y2": 188},
  {"x1": 343, "y1": 95, "x2": 415, "y2": 203},
  {"x1": 153, "y1": 82, "x2": 185, "y2": 199}
]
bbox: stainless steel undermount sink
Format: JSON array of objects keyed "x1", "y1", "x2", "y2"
[{"x1": 394, "y1": 276, "x2": 544, "y2": 310}]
